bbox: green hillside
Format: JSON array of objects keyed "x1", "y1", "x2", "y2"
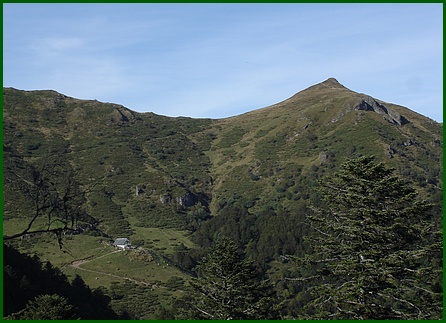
[
  {"x1": 207, "y1": 78, "x2": 442, "y2": 214},
  {"x1": 3, "y1": 78, "x2": 442, "y2": 319}
]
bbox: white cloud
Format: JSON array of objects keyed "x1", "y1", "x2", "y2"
[
  {"x1": 30, "y1": 37, "x2": 85, "y2": 60},
  {"x1": 45, "y1": 37, "x2": 84, "y2": 52}
]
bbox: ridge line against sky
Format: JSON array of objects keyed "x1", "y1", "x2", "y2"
[{"x1": 3, "y1": 3, "x2": 443, "y2": 122}]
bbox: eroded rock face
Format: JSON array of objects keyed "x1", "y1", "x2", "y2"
[
  {"x1": 159, "y1": 191, "x2": 199, "y2": 207},
  {"x1": 355, "y1": 96, "x2": 409, "y2": 126},
  {"x1": 319, "y1": 152, "x2": 329, "y2": 165},
  {"x1": 109, "y1": 106, "x2": 137, "y2": 126},
  {"x1": 176, "y1": 192, "x2": 198, "y2": 207},
  {"x1": 159, "y1": 194, "x2": 172, "y2": 204}
]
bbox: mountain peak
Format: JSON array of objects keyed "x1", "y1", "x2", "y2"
[
  {"x1": 320, "y1": 77, "x2": 346, "y2": 89},
  {"x1": 294, "y1": 78, "x2": 350, "y2": 96},
  {"x1": 286, "y1": 77, "x2": 350, "y2": 101}
]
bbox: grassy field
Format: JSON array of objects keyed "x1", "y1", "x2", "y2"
[
  {"x1": 76, "y1": 249, "x2": 187, "y2": 288},
  {"x1": 4, "y1": 218, "x2": 110, "y2": 267},
  {"x1": 128, "y1": 215, "x2": 195, "y2": 255},
  {"x1": 4, "y1": 216, "x2": 194, "y2": 290},
  {"x1": 3, "y1": 216, "x2": 69, "y2": 238}
]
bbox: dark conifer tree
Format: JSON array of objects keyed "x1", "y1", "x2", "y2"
[
  {"x1": 293, "y1": 156, "x2": 442, "y2": 319},
  {"x1": 185, "y1": 237, "x2": 279, "y2": 319},
  {"x1": 5, "y1": 294, "x2": 76, "y2": 320}
]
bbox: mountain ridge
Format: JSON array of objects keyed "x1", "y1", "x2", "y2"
[
  {"x1": 3, "y1": 78, "x2": 442, "y2": 229},
  {"x1": 222, "y1": 77, "x2": 440, "y2": 128},
  {"x1": 4, "y1": 78, "x2": 441, "y2": 125}
]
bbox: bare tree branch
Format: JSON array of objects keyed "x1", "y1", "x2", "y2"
[{"x1": 3, "y1": 160, "x2": 100, "y2": 249}]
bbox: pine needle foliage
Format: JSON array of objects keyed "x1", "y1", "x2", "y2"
[
  {"x1": 294, "y1": 156, "x2": 442, "y2": 319},
  {"x1": 187, "y1": 237, "x2": 279, "y2": 319},
  {"x1": 5, "y1": 294, "x2": 76, "y2": 320}
]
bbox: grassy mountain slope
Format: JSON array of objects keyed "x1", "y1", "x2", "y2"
[
  {"x1": 3, "y1": 79, "x2": 442, "y2": 317},
  {"x1": 207, "y1": 78, "x2": 442, "y2": 214},
  {"x1": 3, "y1": 88, "x2": 214, "y2": 233},
  {"x1": 4, "y1": 77, "x2": 442, "y2": 236}
]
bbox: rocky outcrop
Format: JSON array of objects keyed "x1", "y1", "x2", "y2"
[
  {"x1": 109, "y1": 106, "x2": 137, "y2": 126},
  {"x1": 159, "y1": 194, "x2": 172, "y2": 204},
  {"x1": 176, "y1": 192, "x2": 198, "y2": 207},
  {"x1": 160, "y1": 191, "x2": 199, "y2": 207},
  {"x1": 355, "y1": 96, "x2": 409, "y2": 126},
  {"x1": 319, "y1": 152, "x2": 329, "y2": 164}
]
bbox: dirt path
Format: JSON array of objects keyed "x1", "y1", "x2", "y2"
[
  {"x1": 69, "y1": 249, "x2": 151, "y2": 286},
  {"x1": 70, "y1": 249, "x2": 121, "y2": 268}
]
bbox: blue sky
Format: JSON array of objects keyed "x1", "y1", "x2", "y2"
[{"x1": 3, "y1": 3, "x2": 443, "y2": 122}]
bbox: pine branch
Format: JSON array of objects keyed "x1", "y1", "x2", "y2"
[{"x1": 284, "y1": 275, "x2": 320, "y2": 282}]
